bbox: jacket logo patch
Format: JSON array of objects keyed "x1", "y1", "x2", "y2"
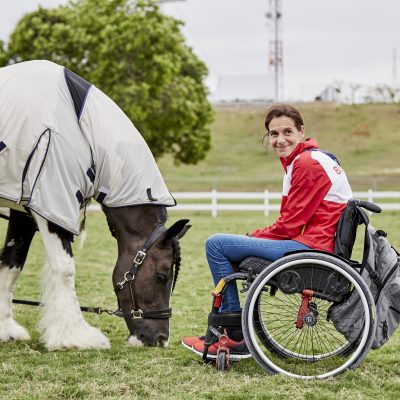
[{"x1": 333, "y1": 165, "x2": 343, "y2": 175}]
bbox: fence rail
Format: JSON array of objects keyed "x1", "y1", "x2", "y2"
[{"x1": 86, "y1": 190, "x2": 400, "y2": 217}]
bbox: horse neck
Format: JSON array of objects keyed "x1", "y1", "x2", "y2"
[{"x1": 103, "y1": 204, "x2": 167, "y2": 254}]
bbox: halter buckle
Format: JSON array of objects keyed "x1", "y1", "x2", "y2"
[
  {"x1": 116, "y1": 271, "x2": 134, "y2": 290},
  {"x1": 134, "y1": 250, "x2": 147, "y2": 265},
  {"x1": 131, "y1": 309, "x2": 143, "y2": 319}
]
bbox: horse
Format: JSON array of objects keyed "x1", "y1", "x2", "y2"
[{"x1": 0, "y1": 60, "x2": 190, "y2": 350}]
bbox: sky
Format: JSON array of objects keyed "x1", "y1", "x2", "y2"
[{"x1": 1, "y1": 0, "x2": 399, "y2": 101}]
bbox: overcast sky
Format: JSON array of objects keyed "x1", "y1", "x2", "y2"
[{"x1": 1, "y1": 0, "x2": 399, "y2": 101}]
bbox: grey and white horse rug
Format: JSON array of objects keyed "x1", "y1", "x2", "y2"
[{"x1": 0, "y1": 60, "x2": 190, "y2": 350}]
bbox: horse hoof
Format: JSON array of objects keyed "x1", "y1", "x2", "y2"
[
  {"x1": 0, "y1": 319, "x2": 31, "y2": 342},
  {"x1": 44, "y1": 326, "x2": 110, "y2": 350}
]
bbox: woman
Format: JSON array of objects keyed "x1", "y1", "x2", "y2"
[{"x1": 182, "y1": 104, "x2": 353, "y2": 360}]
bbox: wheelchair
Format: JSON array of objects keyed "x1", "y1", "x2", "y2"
[{"x1": 202, "y1": 199, "x2": 380, "y2": 379}]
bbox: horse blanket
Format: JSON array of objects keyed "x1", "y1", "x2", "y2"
[{"x1": 0, "y1": 60, "x2": 175, "y2": 234}]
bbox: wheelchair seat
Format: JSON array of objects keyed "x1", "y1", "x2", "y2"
[{"x1": 237, "y1": 257, "x2": 272, "y2": 274}]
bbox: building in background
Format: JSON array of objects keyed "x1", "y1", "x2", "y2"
[{"x1": 315, "y1": 82, "x2": 400, "y2": 104}]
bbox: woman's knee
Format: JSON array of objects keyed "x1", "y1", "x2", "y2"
[{"x1": 205, "y1": 233, "x2": 231, "y2": 255}]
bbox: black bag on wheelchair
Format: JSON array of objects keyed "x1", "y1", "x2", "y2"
[
  {"x1": 329, "y1": 213, "x2": 400, "y2": 349},
  {"x1": 334, "y1": 202, "x2": 361, "y2": 260}
]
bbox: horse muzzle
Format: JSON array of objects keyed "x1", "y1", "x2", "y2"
[
  {"x1": 125, "y1": 318, "x2": 170, "y2": 347},
  {"x1": 126, "y1": 332, "x2": 169, "y2": 347}
]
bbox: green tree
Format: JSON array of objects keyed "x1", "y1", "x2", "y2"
[
  {"x1": 0, "y1": 40, "x2": 7, "y2": 67},
  {"x1": 5, "y1": 0, "x2": 213, "y2": 163}
]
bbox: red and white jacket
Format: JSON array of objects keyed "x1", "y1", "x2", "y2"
[{"x1": 251, "y1": 139, "x2": 352, "y2": 252}]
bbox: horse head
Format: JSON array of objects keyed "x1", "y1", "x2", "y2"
[{"x1": 103, "y1": 205, "x2": 190, "y2": 347}]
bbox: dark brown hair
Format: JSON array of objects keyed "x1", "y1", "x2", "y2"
[{"x1": 264, "y1": 104, "x2": 304, "y2": 132}]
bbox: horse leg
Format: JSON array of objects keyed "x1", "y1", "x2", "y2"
[
  {"x1": 0, "y1": 210, "x2": 36, "y2": 342},
  {"x1": 32, "y1": 212, "x2": 110, "y2": 350}
]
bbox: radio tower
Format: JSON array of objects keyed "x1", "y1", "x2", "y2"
[{"x1": 266, "y1": 0, "x2": 283, "y2": 101}]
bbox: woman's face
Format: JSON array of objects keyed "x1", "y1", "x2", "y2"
[{"x1": 267, "y1": 116, "x2": 305, "y2": 158}]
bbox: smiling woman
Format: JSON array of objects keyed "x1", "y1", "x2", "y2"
[
  {"x1": 267, "y1": 116, "x2": 304, "y2": 158},
  {"x1": 264, "y1": 105, "x2": 305, "y2": 158},
  {"x1": 182, "y1": 103, "x2": 353, "y2": 360}
]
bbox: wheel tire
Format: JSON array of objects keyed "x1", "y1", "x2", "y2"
[
  {"x1": 216, "y1": 350, "x2": 228, "y2": 372},
  {"x1": 243, "y1": 252, "x2": 376, "y2": 379}
]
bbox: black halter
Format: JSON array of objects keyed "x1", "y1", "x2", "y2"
[{"x1": 113, "y1": 223, "x2": 172, "y2": 320}]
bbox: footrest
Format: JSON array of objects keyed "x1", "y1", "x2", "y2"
[{"x1": 208, "y1": 312, "x2": 242, "y2": 327}]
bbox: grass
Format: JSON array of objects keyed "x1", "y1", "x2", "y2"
[
  {"x1": 157, "y1": 102, "x2": 400, "y2": 192},
  {"x1": 1, "y1": 210, "x2": 400, "y2": 399}
]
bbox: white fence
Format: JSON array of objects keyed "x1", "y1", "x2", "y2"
[{"x1": 88, "y1": 190, "x2": 400, "y2": 217}]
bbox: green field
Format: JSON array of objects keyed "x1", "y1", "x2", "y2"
[
  {"x1": 1, "y1": 209, "x2": 400, "y2": 400},
  {"x1": 158, "y1": 102, "x2": 400, "y2": 192}
]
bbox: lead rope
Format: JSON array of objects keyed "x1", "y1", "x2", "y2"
[{"x1": 12, "y1": 298, "x2": 115, "y2": 315}]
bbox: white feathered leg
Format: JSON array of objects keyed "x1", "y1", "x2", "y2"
[
  {"x1": 33, "y1": 212, "x2": 110, "y2": 350},
  {"x1": 0, "y1": 266, "x2": 31, "y2": 341}
]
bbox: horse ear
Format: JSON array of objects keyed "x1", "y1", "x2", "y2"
[{"x1": 162, "y1": 219, "x2": 191, "y2": 242}]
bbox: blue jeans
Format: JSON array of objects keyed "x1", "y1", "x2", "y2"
[{"x1": 205, "y1": 233, "x2": 311, "y2": 312}]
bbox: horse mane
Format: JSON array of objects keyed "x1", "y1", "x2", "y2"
[
  {"x1": 171, "y1": 237, "x2": 181, "y2": 292},
  {"x1": 79, "y1": 199, "x2": 92, "y2": 233},
  {"x1": 145, "y1": 206, "x2": 182, "y2": 292},
  {"x1": 158, "y1": 206, "x2": 168, "y2": 224}
]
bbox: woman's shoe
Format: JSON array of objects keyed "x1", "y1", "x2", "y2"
[{"x1": 181, "y1": 335, "x2": 205, "y2": 351}]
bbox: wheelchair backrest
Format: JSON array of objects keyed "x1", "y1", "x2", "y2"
[{"x1": 334, "y1": 202, "x2": 369, "y2": 260}]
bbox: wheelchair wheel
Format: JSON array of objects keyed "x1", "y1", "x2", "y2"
[
  {"x1": 243, "y1": 252, "x2": 376, "y2": 379},
  {"x1": 216, "y1": 350, "x2": 229, "y2": 372}
]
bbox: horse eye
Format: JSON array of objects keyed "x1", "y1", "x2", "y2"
[{"x1": 156, "y1": 272, "x2": 169, "y2": 284}]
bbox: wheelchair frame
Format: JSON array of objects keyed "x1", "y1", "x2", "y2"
[{"x1": 202, "y1": 200, "x2": 380, "y2": 379}]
